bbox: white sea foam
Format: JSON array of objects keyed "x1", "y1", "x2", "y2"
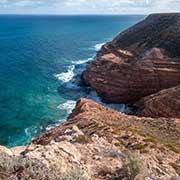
[
  {"x1": 54, "y1": 65, "x2": 75, "y2": 83},
  {"x1": 46, "y1": 120, "x2": 65, "y2": 131},
  {"x1": 72, "y1": 57, "x2": 93, "y2": 65},
  {"x1": 94, "y1": 43, "x2": 105, "y2": 51},
  {"x1": 86, "y1": 90, "x2": 125, "y2": 112},
  {"x1": 57, "y1": 100, "x2": 76, "y2": 114},
  {"x1": 25, "y1": 126, "x2": 38, "y2": 142},
  {"x1": 46, "y1": 100, "x2": 77, "y2": 131},
  {"x1": 46, "y1": 124, "x2": 57, "y2": 131}
]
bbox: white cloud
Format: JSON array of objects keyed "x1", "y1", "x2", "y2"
[
  {"x1": 0, "y1": 0, "x2": 179, "y2": 14},
  {"x1": 13, "y1": 0, "x2": 42, "y2": 7}
]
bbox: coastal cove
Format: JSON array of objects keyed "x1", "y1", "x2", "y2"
[
  {"x1": 0, "y1": 15, "x2": 145, "y2": 147},
  {"x1": 0, "y1": 13, "x2": 180, "y2": 180}
]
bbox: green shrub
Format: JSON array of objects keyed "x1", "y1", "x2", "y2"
[
  {"x1": 0, "y1": 152, "x2": 59, "y2": 180},
  {"x1": 122, "y1": 152, "x2": 143, "y2": 180},
  {"x1": 0, "y1": 153, "x2": 87, "y2": 180},
  {"x1": 143, "y1": 137, "x2": 158, "y2": 144},
  {"x1": 61, "y1": 168, "x2": 86, "y2": 180},
  {"x1": 166, "y1": 144, "x2": 180, "y2": 154},
  {"x1": 74, "y1": 134, "x2": 91, "y2": 144}
]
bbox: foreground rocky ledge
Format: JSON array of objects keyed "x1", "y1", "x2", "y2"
[
  {"x1": 0, "y1": 99, "x2": 180, "y2": 179},
  {"x1": 83, "y1": 13, "x2": 180, "y2": 118}
]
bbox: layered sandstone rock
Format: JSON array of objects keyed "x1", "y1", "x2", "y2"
[
  {"x1": 134, "y1": 85, "x2": 180, "y2": 118},
  {"x1": 0, "y1": 13, "x2": 180, "y2": 179},
  {"x1": 83, "y1": 13, "x2": 180, "y2": 104},
  {"x1": 2, "y1": 99, "x2": 179, "y2": 180}
]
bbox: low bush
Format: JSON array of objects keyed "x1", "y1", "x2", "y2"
[
  {"x1": 166, "y1": 144, "x2": 180, "y2": 154},
  {"x1": 0, "y1": 152, "x2": 87, "y2": 180},
  {"x1": 122, "y1": 151, "x2": 143, "y2": 180},
  {"x1": 61, "y1": 169, "x2": 86, "y2": 180},
  {"x1": 0, "y1": 152, "x2": 58, "y2": 180},
  {"x1": 74, "y1": 134, "x2": 91, "y2": 144}
]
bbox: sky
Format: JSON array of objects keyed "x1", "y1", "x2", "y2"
[{"x1": 0, "y1": 0, "x2": 179, "y2": 14}]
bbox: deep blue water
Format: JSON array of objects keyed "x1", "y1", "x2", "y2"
[{"x1": 0, "y1": 15, "x2": 145, "y2": 147}]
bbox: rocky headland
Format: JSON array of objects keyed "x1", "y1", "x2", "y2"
[
  {"x1": 83, "y1": 13, "x2": 180, "y2": 118},
  {"x1": 0, "y1": 13, "x2": 180, "y2": 180},
  {"x1": 0, "y1": 98, "x2": 180, "y2": 179}
]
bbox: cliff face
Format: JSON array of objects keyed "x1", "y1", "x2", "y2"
[
  {"x1": 0, "y1": 13, "x2": 180, "y2": 180},
  {"x1": 83, "y1": 13, "x2": 180, "y2": 104},
  {"x1": 134, "y1": 85, "x2": 180, "y2": 118},
  {"x1": 1, "y1": 99, "x2": 180, "y2": 179}
]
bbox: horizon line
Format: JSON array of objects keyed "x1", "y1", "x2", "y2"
[{"x1": 0, "y1": 13, "x2": 148, "y2": 16}]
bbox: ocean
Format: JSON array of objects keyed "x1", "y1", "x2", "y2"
[{"x1": 0, "y1": 15, "x2": 145, "y2": 147}]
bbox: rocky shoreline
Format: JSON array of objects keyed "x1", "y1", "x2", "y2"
[
  {"x1": 83, "y1": 13, "x2": 180, "y2": 118},
  {"x1": 0, "y1": 98, "x2": 180, "y2": 179},
  {"x1": 0, "y1": 13, "x2": 180, "y2": 180}
]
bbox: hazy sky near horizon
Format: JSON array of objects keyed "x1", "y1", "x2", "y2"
[{"x1": 0, "y1": 0, "x2": 179, "y2": 14}]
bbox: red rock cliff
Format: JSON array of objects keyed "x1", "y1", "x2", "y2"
[
  {"x1": 83, "y1": 13, "x2": 180, "y2": 104},
  {"x1": 134, "y1": 85, "x2": 180, "y2": 118}
]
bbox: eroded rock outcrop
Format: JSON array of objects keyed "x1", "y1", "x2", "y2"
[
  {"x1": 0, "y1": 13, "x2": 180, "y2": 180},
  {"x1": 83, "y1": 13, "x2": 180, "y2": 104},
  {"x1": 1, "y1": 99, "x2": 179, "y2": 180},
  {"x1": 134, "y1": 85, "x2": 180, "y2": 118}
]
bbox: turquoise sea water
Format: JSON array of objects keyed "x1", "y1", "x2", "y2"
[{"x1": 0, "y1": 15, "x2": 145, "y2": 147}]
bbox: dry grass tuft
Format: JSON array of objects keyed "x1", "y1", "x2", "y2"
[{"x1": 122, "y1": 151, "x2": 143, "y2": 180}]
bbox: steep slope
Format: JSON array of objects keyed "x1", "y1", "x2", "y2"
[
  {"x1": 83, "y1": 13, "x2": 180, "y2": 103},
  {"x1": 1, "y1": 99, "x2": 179, "y2": 180}
]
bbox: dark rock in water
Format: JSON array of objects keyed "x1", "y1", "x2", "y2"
[
  {"x1": 57, "y1": 79, "x2": 91, "y2": 101},
  {"x1": 83, "y1": 13, "x2": 180, "y2": 104},
  {"x1": 73, "y1": 74, "x2": 88, "y2": 87}
]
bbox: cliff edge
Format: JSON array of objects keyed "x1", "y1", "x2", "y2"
[
  {"x1": 0, "y1": 13, "x2": 180, "y2": 180},
  {"x1": 0, "y1": 99, "x2": 180, "y2": 179},
  {"x1": 83, "y1": 13, "x2": 180, "y2": 107}
]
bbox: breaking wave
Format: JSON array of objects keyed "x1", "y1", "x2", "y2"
[
  {"x1": 94, "y1": 42, "x2": 105, "y2": 51},
  {"x1": 54, "y1": 65, "x2": 75, "y2": 83},
  {"x1": 57, "y1": 100, "x2": 76, "y2": 114}
]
